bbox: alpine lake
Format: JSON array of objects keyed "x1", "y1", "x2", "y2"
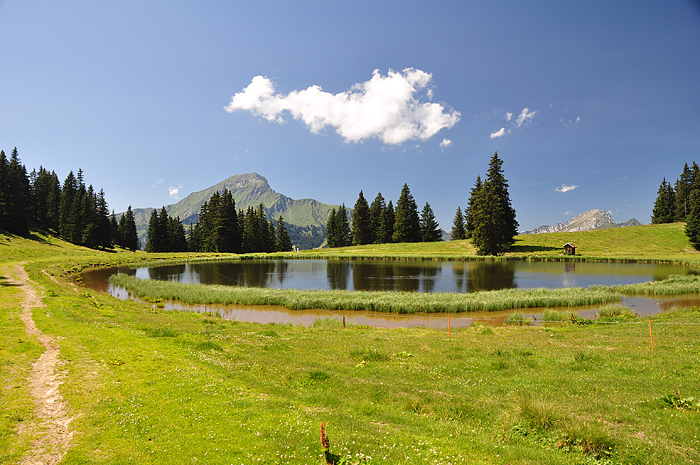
[{"x1": 81, "y1": 258, "x2": 700, "y2": 328}]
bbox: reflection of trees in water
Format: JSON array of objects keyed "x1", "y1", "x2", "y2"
[
  {"x1": 452, "y1": 262, "x2": 468, "y2": 293},
  {"x1": 420, "y1": 265, "x2": 439, "y2": 293},
  {"x1": 147, "y1": 265, "x2": 187, "y2": 281},
  {"x1": 327, "y1": 260, "x2": 351, "y2": 290},
  {"x1": 195, "y1": 261, "x2": 283, "y2": 288},
  {"x1": 390, "y1": 263, "x2": 422, "y2": 292},
  {"x1": 467, "y1": 261, "x2": 516, "y2": 292},
  {"x1": 350, "y1": 262, "x2": 388, "y2": 291}
]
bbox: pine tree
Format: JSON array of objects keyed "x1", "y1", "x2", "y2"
[
  {"x1": 336, "y1": 204, "x2": 351, "y2": 247},
  {"x1": 392, "y1": 184, "x2": 421, "y2": 243},
  {"x1": 0, "y1": 151, "x2": 8, "y2": 230},
  {"x1": 121, "y1": 206, "x2": 139, "y2": 251},
  {"x1": 471, "y1": 153, "x2": 518, "y2": 255},
  {"x1": 326, "y1": 208, "x2": 338, "y2": 247},
  {"x1": 651, "y1": 178, "x2": 676, "y2": 224},
  {"x1": 674, "y1": 163, "x2": 692, "y2": 221},
  {"x1": 465, "y1": 175, "x2": 482, "y2": 239},
  {"x1": 685, "y1": 189, "x2": 700, "y2": 249},
  {"x1": 169, "y1": 216, "x2": 189, "y2": 252},
  {"x1": 4, "y1": 148, "x2": 30, "y2": 235},
  {"x1": 59, "y1": 171, "x2": 78, "y2": 240},
  {"x1": 276, "y1": 215, "x2": 293, "y2": 252},
  {"x1": 380, "y1": 200, "x2": 396, "y2": 244},
  {"x1": 145, "y1": 210, "x2": 160, "y2": 252},
  {"x1": 352, "y1": 190, "x2": 371, "y2": 245},
  {"x1": 369, "y1": 192, "x2": 385, "y2": 244},
  {"x1": 420, "y1": 202, "x2": 441, "y2": 242},
  {"x1": 216, "y1": 189, "x2": 240, "y2": 253},
  {"x1": 242, "y1": 206, "x2": 258, "y2": 253},
  {"x1": 451, "y1": 206, "x2": 466, "y2": 240}
]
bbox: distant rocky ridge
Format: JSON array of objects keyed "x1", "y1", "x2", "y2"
[
  {"x1": 521, "y1": 209, "x2": 642, "y2": 235},
  {"x1": 129, "y1": 173, "x2": 337, "y2": 249}
]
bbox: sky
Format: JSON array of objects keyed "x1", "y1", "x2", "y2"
[{"x1": 1, "y1": 1, "x2": 699, "y2": 232}]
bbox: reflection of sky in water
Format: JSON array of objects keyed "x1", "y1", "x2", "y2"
[{"x1": 127, "y1": 259, "x2": 693, "y2": 293}]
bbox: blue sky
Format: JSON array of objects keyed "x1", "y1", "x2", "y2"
[{"x1": 1, "y1": 1, "x2": 699, "y2": 232}]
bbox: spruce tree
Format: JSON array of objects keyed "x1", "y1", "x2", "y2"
[
  {"x1": 0, "y1": 151, "x2": 8, "y2": 230},
  {"x1": 471, "y1": 153, "x2": 518, "y2": 255},
  {"x1": 420, "y1": 202, "x2": 441, "y2": 242},
  {"x1": 326, "y1": 208, "x2": 338, "y2": 247},
  {"x1": 145, "y1": 210, "x2": 160, "y2": 252},
  {"x1": 352, "y1": 190, "x2": 371, "y2": 245},
  {"x1": 216, "y1": 189, "x2": 240, "y2": 253},
  {"x1": 465, "y1": 175, "x2": 482, "y2": 239},
  {"x1": 369, "y1": 192, "x2": 385, "y2": 244},
  {"x1": 685, "y1": 189, "x2": 700, "y2": 249},
  {"x1": 121, "y1": 206, "x2": 139, "y2": 251},
  {"x1": 382, "y1": 200, "x2": 395, "y2": 244},
  {"x1": 276, "y1": 215, "x2": 293, "y2": 252},
  {"x1": 392, "y1": 184, "x2": 420, "y2": 243},
  {"x1": 335, "y1": 205, "x2": 351, "y2": 247},
  {"x1": 451, "y1": 206, "x2": 466, "y2": 240},
  {"x1": 5, "y1": 148, "x2": 30, "y2": 235},
  {"x1": 651, "y1": 178, "x2": 676, "y2": 224}
]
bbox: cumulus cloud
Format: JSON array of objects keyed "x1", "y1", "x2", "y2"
[
  {"x1": 440, "y1": 138, "x2": 452, "y2": 147},
  {"x1": 224, "y1": 69, "x2": 460, "y2": 145},
  {"x1": 505, "y1": 112, "x2": 513, "y2": 121},
  {"x1": 515, "y1": 107, "x2": 537, "y2": 127},
  {"x1": 555, "y1": 184, "x2": 578, "y2": 193},
  {"x1": 169, "y1": 184, "x2": 182, "y2": 199}
]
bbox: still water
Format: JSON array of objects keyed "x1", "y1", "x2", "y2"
[
  {"x1": 88, "y1": 259, "x2": 697, "y2": 293},
  {"x1": 78, "y1": 259, "x2": 700, "y2": 328}
]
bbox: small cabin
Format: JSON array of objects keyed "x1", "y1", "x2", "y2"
[{"x1": 563, "y1": 243, "x2": 577, "y2": 255}]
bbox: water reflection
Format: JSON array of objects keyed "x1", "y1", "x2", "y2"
[{"x1": 84, "y1": 258, "x2": 699, "y2": 295}]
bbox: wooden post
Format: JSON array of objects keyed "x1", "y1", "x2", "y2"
[
  {"x1": 649, "y1": 318, "x2": 654, "y2": 351},
  {"x1": 343, "y1": 316, "x2": 346, "y2": 328}
]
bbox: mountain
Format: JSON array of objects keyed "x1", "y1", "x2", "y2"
[
  {"x1": 129, "y1": 173, "x2": 338, "y2": 249},
  {"x1": 521, "y1": 209, "x2": 642, "y2": 235}
]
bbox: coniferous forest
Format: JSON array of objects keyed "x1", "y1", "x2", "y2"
[
  {"x1": 651, "y1": 161, "x2": 700, "y2": 249},
  {"x1": 0, "y1": 147, "x2": 138, "y2": 250}
]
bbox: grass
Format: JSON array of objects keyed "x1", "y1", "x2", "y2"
[{"x1": 1, "y1": 224, "x2": 700, "y2": 463}]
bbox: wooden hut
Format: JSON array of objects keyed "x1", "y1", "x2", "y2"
[{"x1": 563, "y1": 243, "x2": 577, "y2": 255}]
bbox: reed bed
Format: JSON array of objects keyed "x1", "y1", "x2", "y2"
[
  {"x1": 592, "y1": 274, "x2": 700, "y2": 295},
  {"x1": 110, "y1": 274, "x2": 620, "y2": 313}
]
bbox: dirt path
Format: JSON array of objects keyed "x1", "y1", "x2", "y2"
[{"x1": 9, "y1": 264, "x2": 74, "y2": 464}]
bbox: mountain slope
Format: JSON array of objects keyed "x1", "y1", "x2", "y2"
[
  {"x1": 130, "y1": 173, "x2": 338, "y2": 248},
  {"x1": 522, "y1": 209, "x2": 642, "y2": 235}
]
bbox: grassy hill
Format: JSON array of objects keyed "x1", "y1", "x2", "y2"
[
  {"x1": 1, "y1": 224, "x2": 699, "y2": 464},
  {"x1": 130, "y1": 173, "x2": 339, "y2": 248}
]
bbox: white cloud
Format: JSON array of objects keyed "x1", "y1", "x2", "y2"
[
  {"x1": 152, "y1": 178, "x2": 163, "y2": 189},
  {"x1": 490, "y1": 127, "x2": 507, "y2": 139},
  {"x1": 555, "y1": 184, "x2": 578, "y2": 193},
  {"x1": 505, "y1": 112, "x2": 513, "y2": 121},
  {"x1": 224, "y1": 69, "x2": 460, "y2": 145},
  {"x1": 440, "y1": 138, "x2": 452, "y2": 147},
  {"x1": 169, "y1": 184, "x2": 182, "y2": 199},
  {"x1": 515, "y1": 107, "x2": 537, "y2": 127}
]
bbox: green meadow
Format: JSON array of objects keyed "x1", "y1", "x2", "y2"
[{"x1": 2, "y1": 223, "x2": 700, "y2": 464}]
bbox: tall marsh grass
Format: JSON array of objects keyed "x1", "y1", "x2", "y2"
[{"x1": 110, "y1": 274, "x2": 621, "y2": 314}]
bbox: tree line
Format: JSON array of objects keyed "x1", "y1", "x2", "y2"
[
  {"x1": 0, "y1": 147, "x2": 138, "y2": 250},
  {"x1": 146, "y1": 188, "x2": 293, "y2": 254},
  {"x1": 451, "y1": 152, "x2": 518, "y2": 255},
  {"x1": 651, "y1": 161, "x2": 700, "y2": 248},
  {"x1": 326, "y1": 184, "x2": 442, "y2": 247}
]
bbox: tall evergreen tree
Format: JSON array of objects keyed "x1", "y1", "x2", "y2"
[
  {"x1": 336, "y1": 204, "x2": 351, "y2": 247},
  {"x1": 465, "y1": 175, "x2": 482, "y2": 239},
  {"x1": 352, "y1": 190, "x2": 371, "y2": 245},
  {"x1": 651, "y1": 178, "x2": 676, "y2": 224},
  {"x1": 368, "y1": 192, "x2": 385, "y2": 244},
  {"x1": 242, "y1": 206, "x2": 258, "y2": 253},
  {"x1": 451, "y1": 206, "x2": 466, "y2": 240},
  {"x1": 0, "y1": 151, "x2": 8, "y2": 230},
  {"x1": 685, "y1": 189, "x2": 700, "y2": 250},
  {"x1": 168, "y1": 216, "x2": 189, "y2": 252},
  {"x1": 381, "y1": 200, "x2": 395, "y2": 244},
  {"x1": 4, "y1": 148, "x2": 30, "y2": 235},
  {"x1": 420, "y1": 202, "x2": 441, "y2": 242},
  {"x1": 326, "y1": 208, "x2": 338, "y2": 247},
  {"x1": 276, "y1": 215, "x2": 293, "y2": 252},
  {"x1": 674, "y1": 163, "x2": 694, "y2": 221},
  {"x1": 119, "y1": 206, "x2": 139, "y2": 251},
  {"x1": 392, "y1": 184, "x2": 421, "y2": 243},
  {"x1": 216, "y1": 189, "x2": 240, "y2": 253},
  {"x1": 471, "y1": 153, "x2": 518, "y2": 255}
]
